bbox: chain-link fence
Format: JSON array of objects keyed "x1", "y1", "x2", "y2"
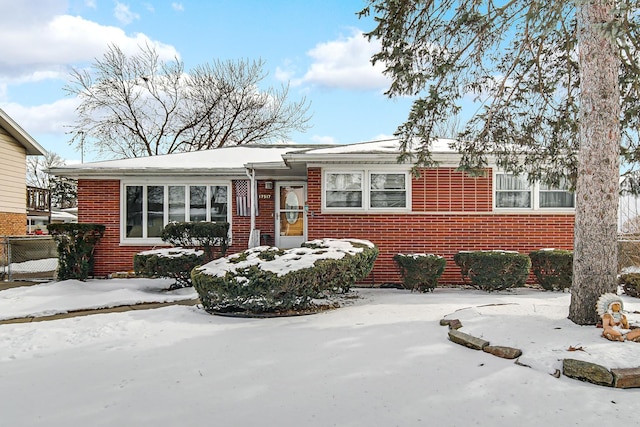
[
  {"x1": 1, "y1": 236, "x2": 58, "y2": 282},
  {"x1": 619, "y1": 194, "x2": 640, "y2": 273}
]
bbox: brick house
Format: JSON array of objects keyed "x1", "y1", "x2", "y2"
[
  {"x1": 0, "y1": 108, "x2": 47, "y2": 236},
  {"x1": 49, "y1": 140, "x2": 574, "y2": 284}
]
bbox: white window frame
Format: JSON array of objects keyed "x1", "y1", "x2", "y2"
[
  {"x1": 322, "y1": 168, "x2": 411, "y2": 212},
  {"x1": 493, "y1": 171, "x2": 575, "y2": 212},
  {"x1": 120, "y1": 180, "x2": 232, "y2": 245}
]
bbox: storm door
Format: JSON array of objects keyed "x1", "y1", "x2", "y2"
[{"x1": 275, "y1": 183, "x2": 306, "y2": 248}]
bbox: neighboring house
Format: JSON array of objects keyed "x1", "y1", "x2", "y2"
[
  {"x1": 49, "y1": 140, "x2": 575, "y2": 284},
  {"x1": 0, "y1": 108, "x2": 47, "y2": 236}
]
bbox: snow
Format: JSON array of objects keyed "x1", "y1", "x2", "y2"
[
  {"x1": 297, "y1": 138, "x2": 457, "y2": 154},
  {"x1": 0, "y1": 278, "x2": 195, "y2": 320},
  {"x1": 2, "y1": 281, "x2": 640, "y2": 426},
  {"x1": 197, "y1": 238, "x2": 373, "y2": 277}
]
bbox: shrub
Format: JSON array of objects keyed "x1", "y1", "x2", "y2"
[
  {"x1": 191, "y1": 239, "x2": 378, "y2": 314},
  {"x1": 459, "y1": 250, "x2": 531, "y2": 291},
  {"x1": 47, "y1": 223, "x2": 105, "y2": 281},
  {"x1": 161, "y1": 221, "x2": 229, "y2": 262},
  {"x1": 529, "y1": 249, "x2": 573, "y2": 291},
  {"x1": 133, "y1": 221, "x2": 229, "y2": 288},
  {"x1": 619, "y1": 272, "x2": 640, "y2": 298},
  {"x1": 134, "y1": 248, "x2": 204, "y2": 289},
  {"x1": 393, "y1": 253, "x2": 446, "y2": 292},
  {"x1": 453, "y1": 251, "x2": 472, "y2": 283}
]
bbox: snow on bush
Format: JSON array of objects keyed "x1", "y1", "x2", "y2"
[{"x1": 192, "y1": 238, "x2": 378, "y2": 314}]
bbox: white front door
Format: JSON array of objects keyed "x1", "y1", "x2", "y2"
[{"x1": 275, "y1": 183, "x2": 306, "y2": 248}]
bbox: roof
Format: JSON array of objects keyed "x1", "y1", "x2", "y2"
[
  {"x1": 48, "y1": 139, "x2": 459, "y2": 178},
  {"x1": 0, "y1": 107, "x2": 47, "y2": 156},
  {"x1": 48, "y1": 145, "x2": 311, "y2": 177}
]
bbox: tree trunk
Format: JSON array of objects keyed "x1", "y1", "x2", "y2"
[{"x1": 569, "y1": 1, "x2": 621, "y2": 325}]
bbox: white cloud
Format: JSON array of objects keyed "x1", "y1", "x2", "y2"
[
  {"x1": 311, "y1": 135, "x2": 337, "y2": 144},
  {"x1": 85, "y1": 0, "x2": 97, "y2": 8},
  {"x1": 289, "y1": 29, "x2": 390, "y2": 91},
  {"x1": 172, "y1": 3, "x2": 184, "y2": 12},
  {"x1": 0, "y1": 12, "x2": 179, "y2": 82},
  {"x1": 114, "y1": 2, "x2": 140, "y2": 25},
  {"x1": 1, "y1": 97, "x2": 81, "y2": 135}
]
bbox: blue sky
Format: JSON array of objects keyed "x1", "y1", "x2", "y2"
[{"x1": 0, "y1": 0, "x2": 416, "y2": 163}]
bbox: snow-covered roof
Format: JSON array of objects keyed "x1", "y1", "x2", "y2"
[
  {"x1": 48, "y1": 145, "x2": 311, "y2": 177},
  {"x1": 48, "y1": 138, "x2": 460, "y2": 178},
  {"x1": 291, "y1": 138, "x2": 456, "y2": 155},
  {"x1": 283, "y1": 138, "x2": 458, "y2": 164}
]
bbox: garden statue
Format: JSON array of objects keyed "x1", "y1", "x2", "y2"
[{"x1": 596, "y1": 293, "x2": 640, "y2": 342}]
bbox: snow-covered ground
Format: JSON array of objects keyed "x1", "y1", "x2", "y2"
[{"x1": 1, "y1": 279, "x2": 640, "y2": 426}]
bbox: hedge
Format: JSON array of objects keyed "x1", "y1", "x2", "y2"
[
  {"x1": 619, "y1": 272, "x2": 640, "y2": 298},
  {"x1": 134, "y1": 221, "x2": 229, "y2": 288},
  {"x1": 529, "y1": 249, "x2": 573, "y2": 291},
  {"x1": 134, "y1": 248, "x2": 204, "y2": 288},
  {"x1": 393, "y1": 253, "x2": 446, "y2": 292},
  {"x1": 47, "y1": 223, "x2": 105, "y2": 281},
  {"x1": 191, "y1": 238, "x2": 378, "y2": 314},
  {"x1": 456, "y1": 250, "x2": 531, "y2": 291}
]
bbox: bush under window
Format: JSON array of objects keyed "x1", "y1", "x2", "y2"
[
  {"x1": 393, "y1": 253, "x2": 446, "y2": 292},
  {"x1": 529, "y1": 249, "x2": 573, "y2": 291},
  {"x1": 619, "y1": 272, "x2": 640, "y2": 298},
  {"x1": 134, "y1": 221, "x2": 229, "y2": 288},
  {"x1": 456, "y1": 250, "x2": 531, "y2": 291}
]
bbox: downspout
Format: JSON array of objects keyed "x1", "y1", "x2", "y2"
[{"x1": 245, "y1": 167, "x2": 259, "y2": 248}]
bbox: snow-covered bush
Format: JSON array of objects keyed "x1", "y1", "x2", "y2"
[
  {"x1": 529, "y1": 249, "x2": 572, "y2": 291},
  {"x1": 455, "y1": 250, "x2": 531, "y2": 291},
  {"x1": 619, "y1": 272, "x2": 640, "y2": 298},
  {"x1": 134, "y1": 247, "x2": 204, "y2": 289},
  {"x1": 161, "y1": 221, "x2": 229, "y2": 262},
  {"x1": 191, "y1": 239, "x2": 378, "y2": 314},
  {"x1": 133, "y1": 221, "x2": 229, "y2": 288},
  {"x1": 393, "y1": 253, "x2": 446, "y2": 292}
]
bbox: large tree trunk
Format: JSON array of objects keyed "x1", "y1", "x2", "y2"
[{"x1": 569, "y1": 1, "x2": 621, "y2": 325}]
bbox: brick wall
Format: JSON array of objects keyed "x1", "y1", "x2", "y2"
[
  {"x1": 78, "y1": 179, "x2": 276, "y2": 276},
  {"x1": 79, "y1": 169, "x2": 574, "y2": 284},
  {"x1": 0, "y1": 212, "x2": 26, "y2": 235},
  {"x1": 306, "y1": 168, "x2": 574, "y2": 284}
]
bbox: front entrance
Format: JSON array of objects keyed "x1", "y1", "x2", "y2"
[{"x1": 275, "y1": 183, "x2": 306, "y2": 248}]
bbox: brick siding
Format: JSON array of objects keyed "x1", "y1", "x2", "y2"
[
  {"x1": 0, "y1": 212, "x2": 27, "y2": 236},
  {"x1": 79, "y1": 169, "x2": 574, "y2": 284}
]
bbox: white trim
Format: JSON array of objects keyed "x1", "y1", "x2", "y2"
[
  {"x1": 322, "y1": 166, "x2": 412, "y2": 213},
  {"x1": 275, "y1": 181, "x2": 307, "y2": 248},
  {"x1": 119, "y1": 180, "x2": 232, "y2": 245},
  {"x1": 492, "y1": 171, "x2": 575, "y2": 212}
]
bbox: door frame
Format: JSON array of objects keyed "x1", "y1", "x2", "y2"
[{"x1": 275, "y1": 182, "x2": 307, "y2": 248}]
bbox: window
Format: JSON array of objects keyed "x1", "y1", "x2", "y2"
[
  {"x1": 324, "y1": 170, "x2": 409, "y2": 211},
  {"x1": 325, "y1": 172, "x2": 363, "y2": 208},
  {"x1": 495, "y1": 174, "x2": 531, "y2": 208},
  {"x1": 124, "y1": 183, "x2": 230, "y2": 240},
  {"x1": 539, "y1": 180, "x2": 575, "y2": 208},
  {"x1": 494, "y1": 173, "x2": 575, "y2": 210},
  {"x1": 370, "y1": 173, "x2": 407, "y2": 208}
]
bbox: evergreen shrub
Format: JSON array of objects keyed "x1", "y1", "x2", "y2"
[
  {"x1": 393, "y1": 253, "x2": 446, "y2": 292},
  {"x1": 47, "y1": 223, "x2": 105, "y2": 281},
  {"x1": 529, "y1": 249, "x2": 573, "y2": 291},
  {"x1": 134, "y1": 221, "x2": 229, "y2": 288},
  {"x1": 161, "y1": 221, "x2": 229, "y2": 262},
  {"x1": 619, "y1": 272, "x2": 640, "y2": 298},
  {"x1": 191, "y1": 238, "x2": 378, "y2": 314},
  {"x1": 453, "y1": 251, "x2": 472, "y2": 283},
  {"x1": 134, "y1": 248, "x2": 204, "y2": 288},
  {"x1": 456, "y1": 250, "x2": 531, "y2": 291}
]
